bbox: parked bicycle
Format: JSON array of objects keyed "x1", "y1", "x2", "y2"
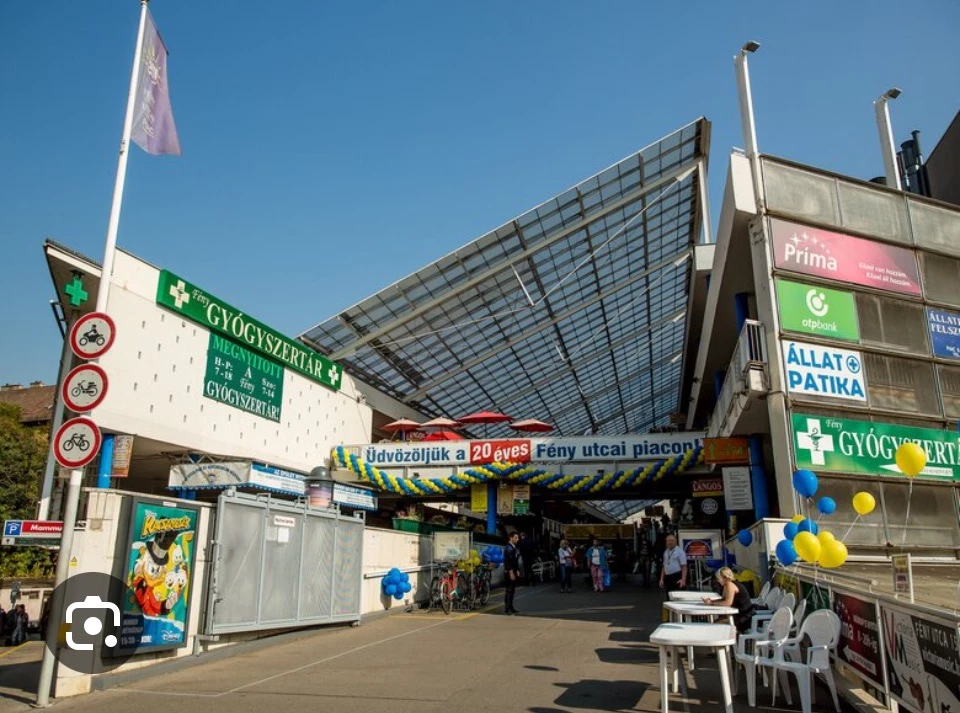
[
  {"x1": 470, "y1": 563, "x2": 492, "y2": 607},
  {"x1": 429, "y1": 561, "x2": 466, "y2": 615}
]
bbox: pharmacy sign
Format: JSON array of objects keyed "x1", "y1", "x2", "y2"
[{"x1": 792, "y1": 413, "x2": 960, "y2": 481}]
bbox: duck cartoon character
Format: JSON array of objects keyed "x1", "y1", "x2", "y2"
[{"x1": 130, "y1": 530, "x2": 180, "y2": 617}]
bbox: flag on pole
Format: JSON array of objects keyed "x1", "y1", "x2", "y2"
[{"x1": 130, "y1": 10, "x2": 181, "y2": 156}]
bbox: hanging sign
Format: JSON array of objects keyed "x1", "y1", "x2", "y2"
[
  {"x1": 513, "y1": 484, "x2": 530, "y2": 515},
  {"x1": 69, "y1": 312, "x2": 117, "y2": 360},
  {"x1": 776, "y1": 279, "x2": 860, "y2": 341},
  {"x1": 156, "y1": 269, "x2": 341, "y2": 391},
  {"x1": 332, "y1": 482, "x2": 378, "y2": 511},
  {"x1": 470, "y1": 484, "x2": 487, "y2": 513},
  {"x1": 53, "y1": 417, "x2": 102, "y2": 469},
  {"x1": 62, "y1": 364, "x2": 109, "y2": 412},
  {"x1": 703, "y1": 437, "x2": 750, "y2": 464},
  {"x1": 833, "y1": 592, "x2": 884, "y2": 688},
  {"x1": 771, "y1": 218, "x2": 921, "y2": 295},
  {"x1": 792, "y1": 413, "x2": 960, "y2": 481},
  {"x1": 783, "y1": 340, "x2": 866, "y2": 401},
  {"x1": 204, "y1": 333, "x2": 284, "y2": 422},
  {"x1": 111, "y1": 434, "x2": 135, "y2": 478},
  {"x1": 928, "y1": 307, "x2": 960, "y2": 360},
  {"x1": 497, "y1": 483, "x2": 515, "y2": 515}
]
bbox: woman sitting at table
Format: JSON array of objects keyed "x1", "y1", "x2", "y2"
[{"x1": 703, "y1": 567, "x2": 756, "y2": 632}]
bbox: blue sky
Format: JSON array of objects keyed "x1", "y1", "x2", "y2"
[{"x1": 1, "y1": 1, "x2": 957, "y2": 386}]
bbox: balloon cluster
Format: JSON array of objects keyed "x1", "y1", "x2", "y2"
[
  {"x1": 481, "y1": 547, "x2": 504, "y2": 566},
  {"x1": 382, "y1": 568, "x2": 413, "y2": 601},
  {"x1": 774, "y1": 469, "x2": 849, "y2": 569},
  {"x1": 457, "y1": 549, "x2": 484, "y2": 574}
]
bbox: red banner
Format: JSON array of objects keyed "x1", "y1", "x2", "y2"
[
  {"x1": 469, "y1": 439, "x2": 531, "y2": 465},
  {"x1": 22, "y1": 521, "x2": 64, "y2": 535},
  {"x1": 772, "y1": 218, "x2": 921, "y2": 296}
]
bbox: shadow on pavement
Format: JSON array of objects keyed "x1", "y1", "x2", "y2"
[{"x1": 552, "y1": 678, "x2": 649, "y2": 711}]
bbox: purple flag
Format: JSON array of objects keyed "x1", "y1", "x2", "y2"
[{"x1": 130, "y1": 10, "x2": 181, "y2": 156}]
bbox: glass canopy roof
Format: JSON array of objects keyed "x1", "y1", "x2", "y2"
[{"x1": 301, "y1": 118, "x2": 710, "y2": 519}]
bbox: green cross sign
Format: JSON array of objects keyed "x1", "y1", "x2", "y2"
[{"x1": 64, "y1": 276, "x2": 88, "y2": 307}]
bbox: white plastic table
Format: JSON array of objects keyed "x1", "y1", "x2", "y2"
[
  {"x1": 662, "y1": 601, "x2": 738, "y2": 670},
  {"x1": 668, "y1": 591, "x2": 720, "y2": 602},
  {"x1": 650, "y1": 622, "x2": 737, "y2": 713}
]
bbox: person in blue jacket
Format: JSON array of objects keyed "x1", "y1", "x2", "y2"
[{"x1": 586, "y1": 538, "x2": 609, "y2": 592}]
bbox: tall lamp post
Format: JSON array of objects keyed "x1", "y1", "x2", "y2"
[{"x1": 874, "y1": 88, "x2": 903, "y2": 190}]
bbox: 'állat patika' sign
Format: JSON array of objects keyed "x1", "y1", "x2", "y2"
[
  {"x1": 156, "y1": 269, "x2": 341, "y2": 391},
  {"x1": 792, "y1": 412, "x2": 960, "y2": 481},
  {"x1": 205, "y1": 333, "x2": 284, "y2": 422}
]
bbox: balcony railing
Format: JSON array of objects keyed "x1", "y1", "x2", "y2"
[{"x1": 709, "y1": 320, "x2": 767, "y2": 436}]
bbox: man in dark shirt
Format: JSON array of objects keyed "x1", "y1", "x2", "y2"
[{"x1": 504, "y1": 532, "x2": 521, "y2": 615}]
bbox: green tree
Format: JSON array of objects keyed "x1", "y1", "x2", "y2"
[{"x1": 0, "y1": 403, "x2": 56, "y2": 577}]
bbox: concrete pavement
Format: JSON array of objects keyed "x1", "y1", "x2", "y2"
[{"x1": 0, "y1": 579, "x2": 846, "y2": 713}]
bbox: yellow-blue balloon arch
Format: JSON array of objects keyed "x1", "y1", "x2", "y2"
[{"x1": 331, "y1": 444, "x2": 704, "y2": 496}]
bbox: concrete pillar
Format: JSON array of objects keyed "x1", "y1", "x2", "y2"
[
  {"x1": 486, "y1": 481, "x2": 497, "y2": 535},
  {"x1": 96, "y1": 433, "x2": 115, "y2": 488}
]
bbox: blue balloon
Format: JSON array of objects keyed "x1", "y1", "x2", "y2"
[
  {"x1": 817, "y1": 497, "x2": 837, "y2": 515},
  {"x1": 798, "y1": 518, "x2": 819, "y2": 535},
  {"x1": 393, "y1": 591, "x2": 404, "y2": 600},
  {"x1": 792, "y1": 469, "x2": 819, "y2": 498},
  {"x1": 736, "y1": 530, "x2": 753, "y2": 547},
  {"x1": 401, "y1": 581, "x2": 412, "y2": 593},
  {"x1": 776, "y1": 539, "x2": 798, "y2": 566},
  {"x1": 384, "y1": 583, "x2": 397, "y2": 596},
  {"x1": 784, "y1": 522, "x2": 799, "y2": 540}
]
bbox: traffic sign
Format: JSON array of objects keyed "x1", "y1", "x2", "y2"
[
  {"x1": 53, "y1": 417, "x2": 102, "y2": 469},
  {"x1": 2, "y1": 520, "x2": 63, "y2": 548},
  {"x1": 62, "y1": 364, "x2": 109, "y2": 412},
  {"x1": 69, "y1": 312, "x2": 116, "y2": 360}
]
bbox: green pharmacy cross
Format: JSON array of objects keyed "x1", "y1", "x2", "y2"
[{"x1": 64, "y1": 275, "x2": 88, "y2": 307}]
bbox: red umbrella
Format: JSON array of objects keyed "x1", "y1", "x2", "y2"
[
  {"x1": 420, "y1": 417, "x2": 461, "y2": 430},
  {"x1": 458, "y1": 410, "x2": 512, "y2": 438},
  {"x1": 423, "y1": 429, "x2": 463, "y2": 441},
  {"x1": 509, "y1": 419, "x2": 554, "y2": 433},
  {"x1": 382, "y1": 419, "x2": 421, "y2": 442}
]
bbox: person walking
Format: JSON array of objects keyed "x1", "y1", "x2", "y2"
[
  {"x1": 11, "y1": 605, "x2": 27, "y2": 646},
  {"x1": 557, "y1": 539, "x2": 574, "y2": 593},
  {"x1": 659, "y1": 534, "x2": 687, "y2": 594},
  {"x1": 586, "y1": 538, "x2": 609, "y2": 593},
  {"x1": 503, "y1": 532, "x2": 521, "y2": 615}
]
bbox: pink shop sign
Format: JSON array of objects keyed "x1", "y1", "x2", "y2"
[{"x1": 771, "y1": 218, "x2": 921, "y2": 296}]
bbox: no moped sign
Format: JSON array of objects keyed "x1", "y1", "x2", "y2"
[
  {"x1": 54, "y1": 417, "x2": 102, "y2": 469},
  {"x1": 62, "y1": 364, "x2": 109, "y2": 412},
  {"x1": 69, "y1": 312, "x2": 116, "y2": 360}
]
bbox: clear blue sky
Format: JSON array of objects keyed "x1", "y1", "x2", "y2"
[{"x1": 1, "y1": 1, "x2": 957, "y2": 386}]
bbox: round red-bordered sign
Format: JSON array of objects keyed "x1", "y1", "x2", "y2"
[
  {"x1": 53, "y1": 417, "x2": 102, "y2": 469},
  {"x1": 69, "y1": 312, "x2": 116, "y2": 360},
  {"x1": 62, "y1": 364, "x2": 109, "y2": 413}
]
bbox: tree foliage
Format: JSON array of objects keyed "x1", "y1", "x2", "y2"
[{"x1": 0, "y1": 403, "x2": 56, "y2": 577}]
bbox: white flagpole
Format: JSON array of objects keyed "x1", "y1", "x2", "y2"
[
  {"x1": 34, "y1": 3, "x2": 150, "y2": 706},
  {"x1": 95, "y1": 0, "x2": 149, "y2": 314}
]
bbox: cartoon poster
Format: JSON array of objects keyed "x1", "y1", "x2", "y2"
[
  {"x1": 119, "y1": 499, "x2": 199, "y2": 652},
  {"x1": 881, "y1": 604, "x2": 960, "y2": 713}
]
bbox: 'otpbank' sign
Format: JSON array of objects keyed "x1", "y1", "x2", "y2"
[
  {"x1": 783, "y1": 340, "x2": 866, "y2": 402},
  {"x1": 359, "y1": 432, "x2": 705, "y2": 467}
]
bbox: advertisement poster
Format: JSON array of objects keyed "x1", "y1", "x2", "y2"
[
  {"x1": 721, "y1": 466, "x2": 753, "y2": 510},
  {"x1": 678, "y1": 529, "x2": 722, "y2": 559},
  {"x1": 892, "y1": 554, "x2": 914, "y2": 600},
  {"x1": 928, "y1": 307, "x2": 960, "y2": 360},
  {"x1": 111, "y1": 435, "x2": 135, "y2": 478},
  {"x1": 120, "y1": 499, "x2": 198, "y2": 652},
  {"x1": 792, "y1": 413, "x2": 960, "y2": 481},
  {"x1": 513, "y1": 484, "x2": 530, "y2": 515},
  {"x1": 782, "y1": 340, "x2": 866, "y2": 402},
  {"x1": 470, "y1": 484, "x2": 487, "y2": 513},
  {"x1": 834, "y1": 592, "x2": 884, "y2": 688},
  {"x1": 882, "y1": 605, "x2": 960, "y2": 713},
  {"x1": 777, "y1": 279, "x2": 860, "y2": 341},
  {"x1": 771, "y1": 218, "x2": 921, "y2": 296},
  {"x1": 692, "y1": 478, "x2": 724, "y2": 497}
]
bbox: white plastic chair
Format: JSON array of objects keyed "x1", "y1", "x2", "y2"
[
  {"x1": 771, "y1": 610, "x2": 842, "y2": 713},
  {"x1": 751, "y1": 581, "x2": 771, "y2": 606},
  {"x1": 790, "y1": 599, "x2": 808, "y2": 635},
  {"x1": 734, "y1": 606, "x2": 793, "y2": 706},
  {"x1": 749, "y1": 592, "x2": 795, "y2": 635}
]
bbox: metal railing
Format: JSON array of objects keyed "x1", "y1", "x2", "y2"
[{"x1": 709, "y1": 319, "x2": 767, "y2": 436}]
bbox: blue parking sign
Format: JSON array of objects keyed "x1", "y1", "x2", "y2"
[{"x1": 3, "y1": 521, "x2": 23, "y2": 537}]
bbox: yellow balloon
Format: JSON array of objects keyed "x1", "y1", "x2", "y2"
[
  {"x1": 793, "y1": 531, "x2": 822, "y2": 563},
  {"x1": 852, "y1": 491, "x2": 876, "y2": 516},
  {"x1": 791, "y1": 515, "x2": 805, "y2": 524},
  {"x1": 896, "y1": 442, "x2": 926, "y2": 478},
  {"x1": 817, "y1": 530, "x2": 836, "y2": 548},
  {"x1": 820, "y1": 540, "x2": 848, "y2": 568}
]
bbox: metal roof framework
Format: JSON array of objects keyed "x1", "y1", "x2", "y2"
[{"x1": 301, "y1": 119, "x2": 710, "y2": 520}]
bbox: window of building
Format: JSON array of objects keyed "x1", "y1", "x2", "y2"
[
  {"x1": 938, "y1": 364, "x2": 960, "y2": 419},
  {"x1": 864, "y1": 353, "x2": 939, "y2": 415},
  {"x1": 881, "y1": 481, "x2": 960, "y2": 549},
  {"x1": 816, "y1": 477, "x2": 887, "y2": 547},
  {"x1": 921, "y1": 252, "x2": 960, "y2": 308},
  {"x1": 856, "y1": 293, "x2": 929, "y2": 355}
]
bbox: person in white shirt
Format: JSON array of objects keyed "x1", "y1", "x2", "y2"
[
  {"x1": 557, "y1": 539, "x2": 574, "y2": 593},
  {"x1": 658, "y1": 534, "x2": 687, "y2": 593}
]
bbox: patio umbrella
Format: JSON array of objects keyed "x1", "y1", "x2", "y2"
[
  {"x1": 457, "y1": 410, "x2": 512, "y2": 439},
  {"x1": 509, "y1": 419, "x2": 554, "y2": 433},
  {"x1": 420, "y1": 417, "x2": 461, "y2": 430},
  {"x1": 423, "y1": 429, "x2": 463, "y2": 441},
  {"x1": 381, "y1": 419, "x2": 421, "y2": 442}
]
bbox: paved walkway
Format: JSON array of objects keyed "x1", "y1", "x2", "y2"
[{"x1": 0, "y1": 579, "x2": 847, "y2": 713}]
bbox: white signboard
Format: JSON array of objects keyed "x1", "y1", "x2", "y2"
[
  {"x1": 332, "y1": 483, "x2": 378, "y2": 511},
  {"x1": 721, "y1": 466, "x2": 754, "y2": 511},
  {"x1": 783, "y1": 339, "x2": 866, "y2": 401},
  {"x1": 357, "y1": 432, "x2": 705, "y2": 468},
  {"x1": 168, "y1": 461, "x2": 306, "y2": 495}
]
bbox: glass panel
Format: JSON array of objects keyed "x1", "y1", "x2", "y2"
[
  {"x1": 762, "y1": 161, "x2": 840, "y2": 227},
  {"x1": 817, "y1": 477, "x2": 887, "y2": 547},
  {"x1": 864, "y1": 353, "x2": 939, "y2": 415},
  {"x1": 921, "y1": 252, "x2": 960, "y2": 307},
  {"x1": 882, "y1": 481, "x2": 960, "y2": 548},
  {"x1": 909, "y1": 198, "x2": 960, "y2": 258},
  {"x1": 856, "y1": 293, "x2": 929, "y2": 355},
  {"x1": 837, "y1": 181, "x2": 910, "y2": 244},
  {"x1": 938, "y1": 364, "x2": 960, "y2": 419}
]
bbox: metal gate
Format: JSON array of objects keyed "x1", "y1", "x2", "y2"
[{"x1": 205, "y1": 490, "x2": 363, "y2": 635}]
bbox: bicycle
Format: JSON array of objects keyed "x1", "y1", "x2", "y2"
[
  {"x1": 471, "y1": 563, "x2": 492, "y2": 607},
  {"x1": 429, "y1": 561, "x2": 464, "y2": 615}
]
